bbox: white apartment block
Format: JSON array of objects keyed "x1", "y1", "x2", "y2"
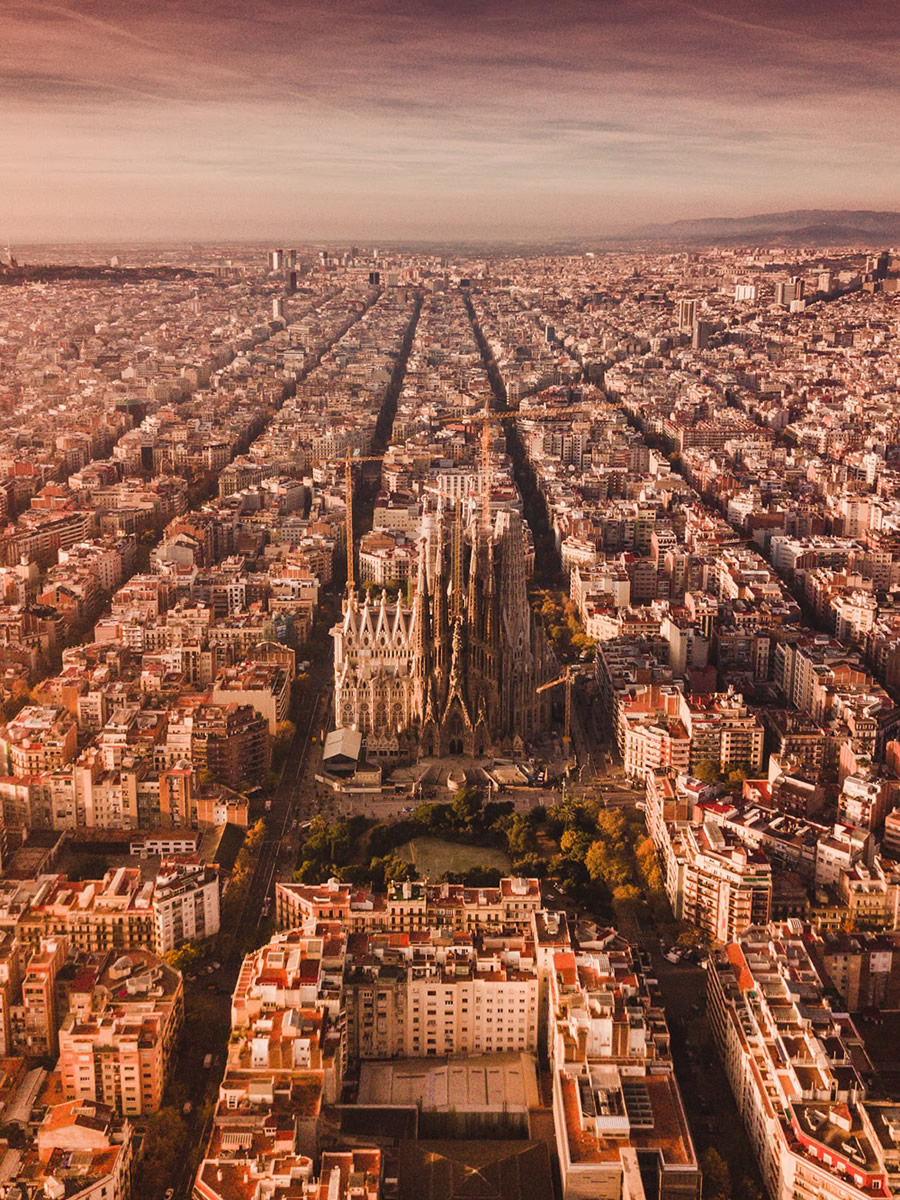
[
  {"x1": 152, "y1": 860, "x2": 220, "y2": 955},
  {"x1": 708, "y1": 922, "x2": 900, "y2": 1200}
]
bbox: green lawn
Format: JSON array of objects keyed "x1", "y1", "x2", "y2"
[{"x1": 396, "y1": 836, "x2": 511, "y2": 876}]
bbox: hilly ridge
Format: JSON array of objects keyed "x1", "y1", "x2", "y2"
[{"x1": 634, "y1": 209, "x2": 900, "y2": 245}]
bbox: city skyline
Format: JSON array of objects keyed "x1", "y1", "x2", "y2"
[{"x1": 3, "y1": 0, "x2": 899, "y2": 242}]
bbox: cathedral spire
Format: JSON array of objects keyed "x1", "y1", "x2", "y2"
[
  {"x1": 432, "y1": 505, "x2": 449, "y2": 700},
  {"x1": 466, "y1": 519, "x2": 480, "y2": 635},
  {"x1": 450, "y1": 498, "x2": 465, "y2": 621},
  {"x1": 412, "y1": 538, "x2": 430, "y2": 667}
]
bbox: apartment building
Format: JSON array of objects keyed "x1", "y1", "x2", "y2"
[
  {"x1": 645, "y1": 770, "x2": 772, "y2": 941},
  {"x1": 672, "y1": 823, "x2": 772, "y2": 942},
  {"x1": 0, "y1": 704, "x2": 78, "y2": 777},
  {"x1": 211, "y1": 661, "x2": 290, "y2": 734},
  {"x1": 809, "y1": 930, "x2": 900, "y2": 1012},
  {"x1": 4, "y1": 864, "x2": 219, "y2": 958},
  {"x1": 191, "y1": 702, "x2": 271, "y2": 789},
  {"x1": 708, "y1": 922, "x2": 900, "y2": 1200},
  {"x1": 152, "y1": 860, "x2": 220, "y2": 955},
  {"x1": 58, "y1": 949, "x2": 183, "y2": 1116},
  {"x1": 276, "y1": 875, "x2": 542, "y2": 937},
  {"x1": 547, "y1": 933, "x2": 700, "y2": 1200},
  {"x1": 229, "y1": 930, "x2": 346, "y2": 1106},
  {"x1": 15, "y1": 935, "x2": 67, "y2": 1058},
  {"x1": 344, "y1": 928, "x2": 539, "y2": 1061},
  {"x1": 25, "y1": 1100, "x2": 134, "y2": 1200},
  {"x1": 195, "y1": 1146, "x2": 380, "y2": 1200},
  {"x1": 619, "y1": 686, "x2": 764, "y2": 779}
]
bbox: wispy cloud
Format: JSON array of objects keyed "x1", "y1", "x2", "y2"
[{"x1": 1, "y1": 0, "x2": 898, "y2": 239}]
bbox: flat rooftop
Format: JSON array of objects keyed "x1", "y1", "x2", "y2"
[{"x1": 358, "y1": 1052, "x2": 539, "y2": 1113}]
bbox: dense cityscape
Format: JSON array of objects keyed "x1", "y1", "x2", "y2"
[{"x1": 0, "y1": 238, "x2": 894, "y2": 1200}]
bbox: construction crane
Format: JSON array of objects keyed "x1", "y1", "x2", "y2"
[
  {"x1": 537, "y1": 664, "x2": 580, "y2": 771},
  {"x1": 436, "y1": 395, "x2": 507, "y2": 534},
  {"x1": 317, "y1": 446, "x2": 386, "y2": 600},
  {"x1": 437, "y1": 397, "x2": 596, "y2": 535}
]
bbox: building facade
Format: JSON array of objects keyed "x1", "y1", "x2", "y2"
[{"x1": 332, "y1": 507, "x2": 549, "y2": 759}]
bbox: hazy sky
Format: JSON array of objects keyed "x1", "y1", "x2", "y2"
[{"x1": 2, "y1": 0, "x2": 899, "y2": 242}]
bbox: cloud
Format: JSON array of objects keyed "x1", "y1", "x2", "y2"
[{"x1": 0, "y1": 0, "x2": 898, "y2": 239}]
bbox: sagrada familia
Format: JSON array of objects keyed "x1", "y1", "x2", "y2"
[{"x1": 332, "y1": 505, "x2": 550, "y2": 760}]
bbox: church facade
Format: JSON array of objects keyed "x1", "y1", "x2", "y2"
[{"x1": 331, "y1": 506, "x2": 550, "y2": 759}]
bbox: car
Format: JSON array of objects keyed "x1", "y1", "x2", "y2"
[
  {"x1": 203, "y1": 1054, "x2": 213, "y2": 1069},
  {"x1": 164, "y1": 1191, "x2": 175, "y2": 1200},
  {"x1": 665, "y1": 950, "x2": 681, "y2": 964}
]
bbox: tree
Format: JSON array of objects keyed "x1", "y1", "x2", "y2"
[
  {"x1": 452, "y1": 786, "x2": 483, "y2": 831},
  {"x1": 166, "y1": 941, "x2": 200, "y2": 972},
  {"x1": 584, "y1": 839, "x2": 631, "y2": 887},
  {"x1": 693, "y1": 759, "x2": 720, "y2": 785},
  {"x1": 368, "y1": 853, "x2": 415, "y2": 889},
  {"x1": 293, "y1": 860, "x2": 323, "y2": 884},
  {"x1": 300, "y1": 814, "x2": 332, "y2": 861},
  {"x1": 511, "y1": 855, "x2": 549, "y2": 878},
  {"x1": 677, "y1": 926, "x2": 708, "y2": 949},
  {"x1": 701, "y1": 1148, "x2": 731, "y2": 1200},
  {"x1": 141, "y1": 1106, "x2": 188, "y2": 1200},
  {"x1": 413, "y1": 802, "x2": 449, "y2": 831},
  {"x1": 456, "y1": 866, "x2": 502, "y2": 887},
  {"x1": 327, "y1": 819, "x2": 353, "y2": 866},
  {"x1": 552, "y1": 854, "x2": 588, "y2": 895},
  {"x1": 274, "y1": 719, "x2": 296, "y2": 743},
  {"x1": 611, "y1": 884, "x2": 643, "y2": 923},
  {"x1": 595, "y1": 807, "x2": 627, "y2": 844},
  {"x1": 503, "y1": 814, "x2": 537, "y2": 858},
  {"x1": 560, "y1": 828, "x2": 591, "y2": 861},
  {"x1": 635, "y1": 836, "x2": 664, "y2": 892}
]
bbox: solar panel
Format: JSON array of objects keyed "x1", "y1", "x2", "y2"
[{"x1": 622, "y1": 1079, "x2": 654, "y2": 1128}]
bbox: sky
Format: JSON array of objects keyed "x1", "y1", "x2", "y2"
[{"x1": 1, "y1": 0, "x2": 899, "y2": 243}]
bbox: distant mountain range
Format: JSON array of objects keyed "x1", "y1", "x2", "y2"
[{"x1": 633, "y1": 209, "x2": 900, "y2": 245}]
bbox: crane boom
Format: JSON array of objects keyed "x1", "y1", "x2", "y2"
[{"x1": 536, "y1": 664, "x2": 578, "y2": 767}]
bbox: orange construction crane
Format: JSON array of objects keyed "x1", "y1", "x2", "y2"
[
  {"x1": 437, "y1": 399, "x2": 596, "y2": 534},
  {"x1": 317, "y1": 446, "x2": 386, "y2": 600},
  {"x1": 436, "y1": 395, "x2": 506, "y2": 534},
  {"x1": 439, "y1": 398, "x2": 600, "y2": 530},
  {"x1": 537, "y1": 664, "x2": 579, "y2": 769}
]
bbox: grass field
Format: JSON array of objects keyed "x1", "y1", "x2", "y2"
[{"x1": 396, "y1": 836, "x2": 511, "y2": 877}]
